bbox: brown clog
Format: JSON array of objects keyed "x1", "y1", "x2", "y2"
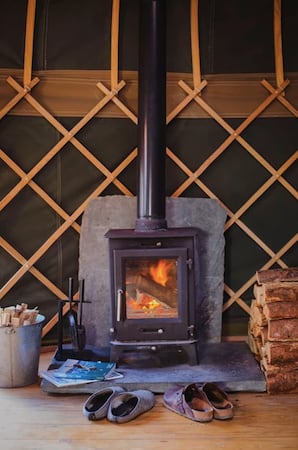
[
  {"x1": 163, "y1": 383, "x2": 213, "y2": 422},
  {"x1": 200, "y1": 382, "x2": 234, "y2": 420}
]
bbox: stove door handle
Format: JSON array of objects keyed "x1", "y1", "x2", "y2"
[{"x1": 116, "y1": 289, "x2": 124, "y2": 322}]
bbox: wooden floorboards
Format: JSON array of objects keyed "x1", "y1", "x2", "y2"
[{"x1": 0, "y1": 352, "x2": 297, "y2": 450}]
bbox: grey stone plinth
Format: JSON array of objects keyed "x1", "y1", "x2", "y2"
[
  {"x1": 40, "y1": 342, "x2": 266, "y2": 394},
  {"x1": 79, "y1": 196, "x2": 226, "y2": 349}
]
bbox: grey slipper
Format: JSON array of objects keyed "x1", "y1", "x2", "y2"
[
  {"x1": 107, "y1": 389, "x2": 155, "y2": 423},
  {"x1": 83, "y1": 386, "x2": 126, "y2": 420},
  {"x1": 163, "y1": 384, "x2": 213, "y2": 422}
]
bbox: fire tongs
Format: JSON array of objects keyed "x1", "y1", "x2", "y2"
[
  {"x1": 55, "y1": 277, "x2": 91, "y2": 361},
  {"x1": 67, "y1": 277, "x2": 86, "y2": 352}
]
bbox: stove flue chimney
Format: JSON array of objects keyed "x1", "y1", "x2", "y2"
[{"x1": 135, "y1": 0, "x2": 167, "y2": 232}]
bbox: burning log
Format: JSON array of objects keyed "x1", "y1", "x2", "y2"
[{"x1": 132, "y1": 274, "x2": 178, "y2": 309}]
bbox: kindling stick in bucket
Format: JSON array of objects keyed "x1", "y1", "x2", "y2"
[{"x1": 0, "y1": 303, "x2": 39, "y2": 327}]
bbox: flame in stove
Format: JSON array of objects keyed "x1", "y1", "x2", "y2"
[
  {"x1": 126, "y1": 258, "x2": 178, "y2": 318},
  {"x1": 128, "y1": 294, "x2": 160, "y2": 312},
  {"x1": 149, "y1": 259, "x2": 173, "y2": 287}
]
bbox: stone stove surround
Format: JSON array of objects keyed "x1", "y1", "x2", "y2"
[{"x1": 79, "y1": 195, "x2": 227, "y2": 351}]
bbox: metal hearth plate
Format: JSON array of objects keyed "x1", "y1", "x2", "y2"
[{"x1": 40, "y1": 342, "x2": 266, "y2": 394}]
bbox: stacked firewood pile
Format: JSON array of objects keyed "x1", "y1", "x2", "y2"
[
  {"x1": 0, "y1": 303, "x2": 39, "y2": 327},
  {"x1": 248, "y1": 268, "x2": 298, "y2": 394}
]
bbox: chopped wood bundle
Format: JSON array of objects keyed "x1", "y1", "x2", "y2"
[
  {"x1": 248, "y1": 268, "x2": 298, "y2": 394},
  {"x1": 263, "y1": 301, "x2": 298, "y2": 320},
  {"x1": 265, "y1": 367, "x2": 298, "y2": 394},
  {"x1": 256, "y1": 267, "x2": 298, "y2": 284},
  {"x1": 254, "y1": 282, "x2": 298, "y2": 306},
  {"x1": 0, "y1": 303, "x2": 39, "y2": 327},
  {"x1": 262, "y1": 342, "x2": 298, "y2": 365}
]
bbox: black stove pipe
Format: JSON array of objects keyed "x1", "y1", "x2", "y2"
[{"x1": 135, "y1": 0, "x2": 167, "y2": 232}]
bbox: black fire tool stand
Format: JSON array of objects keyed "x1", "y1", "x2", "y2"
[{"x1": 54, "y1": 277, "x2": 104, "y2": 362}]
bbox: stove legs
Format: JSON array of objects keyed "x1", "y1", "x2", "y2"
[{"x1": 110, "y1": 340, "x2": 199, "y2": 366}]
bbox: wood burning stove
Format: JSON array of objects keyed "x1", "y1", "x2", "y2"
[
  {"x1": 106, "y1": 228, "x2": 199, "y2": 364},
  {"x1": 105, "y1": 0, "x2": 199, "y2": 364}
]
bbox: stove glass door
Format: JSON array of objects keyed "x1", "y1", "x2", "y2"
[
  {"x1": 124, "y1": 256, "x2": 178, "y2": 319},
  {"x1": 112, "y1": 247, "x2": 191, "y2": 341}
]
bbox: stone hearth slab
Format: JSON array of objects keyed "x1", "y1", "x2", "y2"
[{"x1": 40, "y1": 342, "x2": 266, "y2": 394}]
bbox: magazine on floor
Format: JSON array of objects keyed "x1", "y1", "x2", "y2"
[{"x1": 40, "y1": 359, "x2": 123, "y2": 387}]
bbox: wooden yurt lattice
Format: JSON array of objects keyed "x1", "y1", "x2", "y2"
[{"x1": 0, "y1": 0, "x2": 297, "y2": 340}]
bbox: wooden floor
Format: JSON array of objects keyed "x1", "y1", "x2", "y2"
[{"x1": 0, "y1": 352, "x2": 297, "y2": 450}]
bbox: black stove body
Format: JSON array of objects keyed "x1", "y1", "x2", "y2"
[{"x1": 106, "y1": 227, "x2": 200, "y2": 364}]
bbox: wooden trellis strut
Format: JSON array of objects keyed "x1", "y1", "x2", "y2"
[
  {"x1": 169, "y1": 0, "x2": 297, "y2": 314},
  {"x1": 0, "y1": 0, "x2": 297, "y2": 338}
]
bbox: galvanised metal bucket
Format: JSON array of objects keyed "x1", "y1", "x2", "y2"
[{"x1": 0, "y1": 314, "x2": 45, "y2": 387}]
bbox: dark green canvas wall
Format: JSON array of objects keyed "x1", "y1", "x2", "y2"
[
  {"x1": 0, "y1": 0, "x2": 297, "y2": 342},
  {"x1": 1, "y1": 0, "x2": 297, "y2": 73}
]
